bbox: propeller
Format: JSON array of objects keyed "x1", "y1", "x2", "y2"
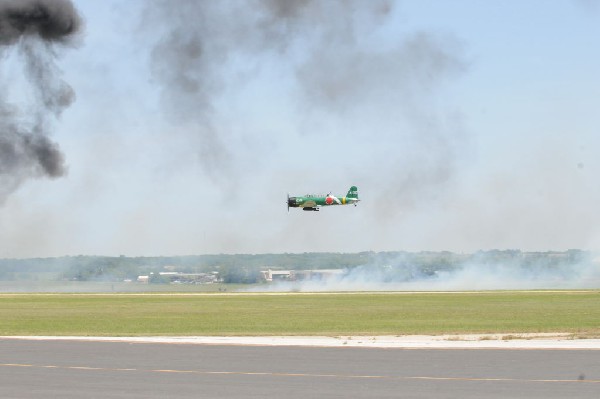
[{"x1": 287, "y1": 193, "x2": 290, "y2": 213}]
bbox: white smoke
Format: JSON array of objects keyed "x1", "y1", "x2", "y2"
[{"x1": 251, "y1": 253, "x2": 600, "y2": 292}]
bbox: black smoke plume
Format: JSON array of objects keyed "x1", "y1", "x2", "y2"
[
  {"x1": 0, "y1": 0, "x2": 82, "y2": 203},
  {"x1": 144, "y1": 0, "x2": 466, "y2": 204},
  {"x1": 143, "y1": 0, "x2": 396, "y2": 179}
]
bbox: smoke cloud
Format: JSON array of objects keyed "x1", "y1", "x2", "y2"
[
  {"x1": 253, "y1": 252, "x2": 600, "y2": 292},
  {"x1": 143, "y1": 0, "x2": 465, "y2": 199},
  {"x1": 0, "y1": 0, "x2": 82, "y2": 203}
]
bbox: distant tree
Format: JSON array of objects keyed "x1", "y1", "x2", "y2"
[
  {"x1": 219, "y1": 264, "x2": 261, "y2": 284},
  {"x1": 148, "y1": 272, "x2": 170, "y2": 284}
]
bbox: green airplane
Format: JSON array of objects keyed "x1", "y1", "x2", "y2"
[{"x1": 287, "y1": 186, "x2": 359, "y2": 212}]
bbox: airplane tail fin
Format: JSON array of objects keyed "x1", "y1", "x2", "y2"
[{"x1": 346, "y1": 186, "x2": 358, "y2": 200}]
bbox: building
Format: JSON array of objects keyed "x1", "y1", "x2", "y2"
[{"x1": 260, "y1": 269, "x2": 345, "y2": 282}]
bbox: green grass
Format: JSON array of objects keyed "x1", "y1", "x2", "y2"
[{"x1": 1, "y1": 291, "x2": 599, "y2": 337}]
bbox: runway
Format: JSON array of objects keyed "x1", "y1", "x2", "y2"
[{"x1": 1, "y1": 338, "x2": 599, "y2": 398}]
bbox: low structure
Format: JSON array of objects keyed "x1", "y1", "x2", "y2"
[
  {"x1": 260, "y1": 270, "x2": 293, "y2": 282},
  {"x1": 137, "y1": 272, "x2": 219, "y2": 284},
  {"x1": 260, "y1": 269, "x2": 345, "y2": 282}
]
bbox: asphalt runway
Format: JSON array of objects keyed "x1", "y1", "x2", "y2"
[{"x1": 1, "y1": 339, "x2": 599, "y2": 398}]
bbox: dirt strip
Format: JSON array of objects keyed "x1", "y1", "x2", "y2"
[{"x1": 4, "y1": 334, "x2": 600, "y2": 349}]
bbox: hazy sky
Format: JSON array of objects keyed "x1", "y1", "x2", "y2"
[{"x1": 1, "y1": 0, "x2": 600, "y2": 258}]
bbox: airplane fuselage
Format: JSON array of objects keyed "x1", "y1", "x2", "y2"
[
  {"x1": 288, "y1": 193, "x2": 358, "y2": 211},
  {"x1": 287, "y1": 186, "x2": 359, "y2": 212}
]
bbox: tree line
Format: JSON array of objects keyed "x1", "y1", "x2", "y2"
[{"x1": 0, "y1": 250, "x2": 592, "y2": 283}]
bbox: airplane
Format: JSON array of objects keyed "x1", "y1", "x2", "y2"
[{"x1": 287, "y1": 186, "x2": 359, "y2": 212}]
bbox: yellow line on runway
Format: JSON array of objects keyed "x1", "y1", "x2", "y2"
[
  {"x1": 1, "y1": 363, "x2": 598, "y2": 384},
  {"x1": 154, "y1": 369, "x2": 196, "y2": 373}
]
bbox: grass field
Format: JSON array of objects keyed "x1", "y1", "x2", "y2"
[{"x1": 1, "y1": 291, "x2": 599, "y2": 337}]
